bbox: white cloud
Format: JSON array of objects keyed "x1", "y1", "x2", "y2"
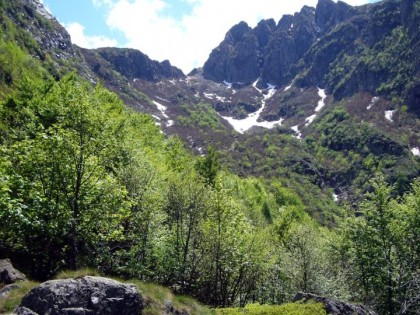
[
  {"x1": 66, "y1": 22, "x2": 118, "y2": 48},
  {"x1": 106, "y1": 0, "x2": 378, "y2": 73}
]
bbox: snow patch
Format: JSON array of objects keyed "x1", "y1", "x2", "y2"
[
  {"x1": 152, "y1": 115, "x2": 161, "y2": 121},
  {"x1": 291, "y1": 125, "x2": 302, "y2": 139},
  {"x1": 223, "y1": 80, "x2": 233, "y2": 89},
  {"x1": 315, "y1": 88, "x2": 327, "y2": 112},
  {"x1": 367, "y1": 96, "x2": 379, "y2": 110},
  {"x1": 385, "y1": 110, "x2": 396, "y2": 122},
  {"x1": 411, "y1": 147, "x2": 420, "y2": 157},
  {"x1": 204, "y1": 93, "x2": 214, "y2": 99},
  {"x1": 305, "y1": 88, "x2": 327, "y2": 126},
  {"x1": 333, "y1": 194, "x2": 339, "y2": 202},
  {"x1": 166, "y1": 120, "x2": 174, "y2": 127},
  {"x1": 252, "y1": 78, "x2": 262, "y2": 94},
  {"x1": 153, "y1": 101, "x2": 169, "y2": 119},
  {"x1": 284, "y1": 82, "x2": 293, "y2": 92},
  {"x1": 204, "y1": 93, "x2": 226, "y2": 102},
  {"x1": 221, "y1": 84, "x2": 282, "y2": 133},
  {"x1": 305, "y1": 114, "x2": 317, "y2": 126}
]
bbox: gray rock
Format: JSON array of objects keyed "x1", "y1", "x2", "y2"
[
  {"x1": 0, "y1": 259, "x2": 27, "y2": 284},
  {"x1": 17, "y1": 276, "x2": 143, "y2": 315},
  {"x1": 15, "y1": 306, "x2": 39, "y2": 315},
  {"x1": 293, "y1": 292, "x2": 377, "y2": 315},
  {"x1": 0, "y1": 283, "x2": 20, "y2": 299}
]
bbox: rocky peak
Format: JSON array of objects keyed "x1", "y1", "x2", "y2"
[
  {"x1": 225, "y1": 21, "x2": 252, "y2": 44},
  {"x1": 254, "y1": 19, "x2": 276, "y2": 48},
  {"x1": 315, "y1": 0, "x2": 358, "y2": 33},
  {"x1": 203, "y1": 4, "x2": 319, "y2": 87},
  {"x1": 202, "y1": 21, "x2": 260, "y2": 84},
  {"x1": 87, "y1": 47, "x2": 184, "y2": 82}
]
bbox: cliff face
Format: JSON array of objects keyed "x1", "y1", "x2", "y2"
[
  {"x1": 202, "y1": 6, "x2": 319, "y2": 87},
  {"x1": 83, "y1": 48, "x2": 185, "y2": 82},
  {"x1": 202, "y1": 0, "x2": 419, "y2": 110},
  {"x1": 1, "y1": 0, "x2": 75, "y2": 60}
]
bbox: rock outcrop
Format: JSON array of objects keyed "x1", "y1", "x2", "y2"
[
  {"x1": 16, "y1": 276, "x2": 143, "y2": 315},
  {"x1": 202, "y1": 21, "x2": 260, "y2": 85},
  {"x1": 202, "y1": 0, "x2": 418, "y2": 110},
  {"x1": 203, "y1": 5, "x2": 319, "y2": 87},
  {"x1": 83, "y1": 47, "x2": 185, "y2": 82},
  {"x1": 3, "y1": 0, "x2": 75, "y2": 60},
  {"x1": 0, "y1": 259, "x2": 26, "y2": 284},
  {"x1": 293, "y1": 292, "x2": 377, "y2": 315}
]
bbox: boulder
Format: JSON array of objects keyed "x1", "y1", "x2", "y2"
[
  {"x1": 16, "y1": 276, "x2": 143, "y2": 315},
  {"x1": 293, "y1": 292, "x2": 377, "y2": 315},
  {"x1": 0, "y1": 259, "x2": 26, "y2": 284},
  {"x1": 0, "y1": 283, "x2": 20, "y2": 299}
]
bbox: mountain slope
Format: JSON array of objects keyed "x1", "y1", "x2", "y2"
[{"x1": 0, "y1": 0, "x2": 419, "y2": 221}]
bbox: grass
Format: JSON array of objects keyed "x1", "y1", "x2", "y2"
[
  {"x1": 132, "y1": 280, "x2": 218, "y2": 315},
  {"x1": 0, "y1": 281, "x2": 39, "y2": 314},
  {"x1": 218, "y1": 302, "x2": 327, "y2": 315},
  {"x1": 54, "y1": 267, "x2": 102, "y2": 279}
]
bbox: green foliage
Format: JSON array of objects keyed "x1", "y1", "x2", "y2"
[
  {"x1": 332, "y1": 176, "x2": 420, "y2": 314},
  {"x1": 218, "y1": 302, "x2": 326, "y2": 315},
  {"x1": 179, "y1": 102, "x2": 224, "y2": 130},
  {"x1": 195, "y1": 146, "x2": 220, "y2": 187}
]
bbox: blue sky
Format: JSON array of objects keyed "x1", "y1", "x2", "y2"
[{"x1": 41, "y1": 0, "x2": 379, "y2": 73}]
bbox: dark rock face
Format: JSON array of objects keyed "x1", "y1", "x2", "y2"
[
  {"x1": 16, "y1": 276, "x2": 143, "y2": 315},
  {"x1": 293, "y1": 292, "x2": 377, "y2": 315},
  {"x1": 315, "y1": 0, "x2": 358, "y2": 34},
  {"x1": 203, "y1": 6, "x2": 319, "y2": 87},
  {"x1": 89, "y1": 48, "x2": 185, "y2": 82},
  {"x1": 202, "y1": 0, "x2": 418, "y2": 111},
  {"x1": 0, "y1": 259, "x2": 26, "y2": 284},
  {"x1": 261, "y1": 6, "x2": 318, "y2": 86},
  {"x1": 203, "y1": 21, "x2": 260, "y2": 85}
]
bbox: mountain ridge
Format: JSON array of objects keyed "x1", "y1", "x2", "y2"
[{"x1": 0, "y1": 0, "x2": 419, "y2": 215}]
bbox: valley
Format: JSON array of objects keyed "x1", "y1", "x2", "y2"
[{"x1": 0, "y1": 0, "x2": 419, "y2": 314}]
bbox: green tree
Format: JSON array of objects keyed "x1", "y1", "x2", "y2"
[
  {"x1": 195, "y1": 145, "x2": 220, "y2": 188},
  {"x1": 0, "y1": 75, "x2": 131, "y2": 276},
  {"x1": 336, "y1": 176, "x2": 420, "y2": 314}
]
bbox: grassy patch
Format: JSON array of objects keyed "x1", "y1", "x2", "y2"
[
  {"x1": 131, "y1": 281, "x2": 217, "y2": 315},
  {"x1": 54, "y1": 268, "x2": 102, "y2": 279},
  {"x1": 218, "y1": 302, "x2": 326, "y2": 315},
  {"x1": 0, "y1": 281, "x2": 39, "y2": 313}
]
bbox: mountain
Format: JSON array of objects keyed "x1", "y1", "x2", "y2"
[
  {"x1": 0, "y1": 0, "x2": 419, "y2": 220},
  {"x1": 203, "y1": 0, "x2": 419, "y2": 105},
  {"x1": 1, "y1": 1, "x2": 420, "y2": 313}
]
